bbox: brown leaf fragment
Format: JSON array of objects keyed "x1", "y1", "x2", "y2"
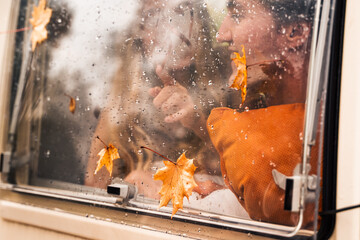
[
  {"x1": 29, "y1": 0, "x2": 52, "y2": 51},
  {"x1": 64, "y1": 94, "x2": 76, "y2": 114},
  {"x1": 153, "y1": 152, "x2": 197, "y2": 218},
  {"x1": 94, "y1": 137, "x2": 120, "y2": 176}
]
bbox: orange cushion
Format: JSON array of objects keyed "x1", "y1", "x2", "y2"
[{"x1": 207, "y1": 103, "x2": 317, "y2": 226}]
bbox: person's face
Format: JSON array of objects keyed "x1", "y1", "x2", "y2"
[
  {"x1": 139, "y1": 1, "x2": 194, "y2": 70},
  {"x1": 217, "y1": 0, "x2": 278, "y2": 85},
  {"x1": 139, "y1": 1, "x2": 163, "y2": 56}
]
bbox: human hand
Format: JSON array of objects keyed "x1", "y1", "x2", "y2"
[
  {"x1": 149, "y1": 65, "x2": 197, "y2": 129},
  {"x1": 193, "y1": 180, "x2": 225, "y2": 198}
]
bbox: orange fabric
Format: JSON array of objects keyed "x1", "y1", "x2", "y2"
[{"x1": 207, "y1": 103, "x2": 318, "y2": 226}]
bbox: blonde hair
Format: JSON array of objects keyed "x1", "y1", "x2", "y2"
[{"x1": 98, "y1": 0, "x2": 227, "y2": 178}]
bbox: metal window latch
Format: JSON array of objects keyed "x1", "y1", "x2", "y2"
[
  {"x1": 107, "y1": 178, "x2": 137, "y2": 201},
  {"x1": 0, "y1": 152, "x2": 11, "y2": 173},
  {"x1": 272, "y1": 163, "x2": 319, "y2": 212}
]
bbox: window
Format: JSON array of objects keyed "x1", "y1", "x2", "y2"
[{"x1": 0, "y1": 0, "x2": 341, "y2": 238}]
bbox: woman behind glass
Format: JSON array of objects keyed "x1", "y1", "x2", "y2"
[{"x1": 85, "y1": 0, "x2": 229, "y2": 198}]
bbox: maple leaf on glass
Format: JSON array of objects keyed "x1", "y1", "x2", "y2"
[
  {"x1": 153, "y1": 152, "x2": 197, "y2": 218},
  {"x1": 230, "y1": 45, "x2": 247, "y2": 104},
  {"x1": 29, "y1": 0, "x2": 52, "y2": 51},
  {"x1": 94, "y1": 136, "x2": 120, "y2": 176}
]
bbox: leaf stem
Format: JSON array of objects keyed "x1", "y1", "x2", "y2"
[
  {"x1": 247, "y1": 59, "x2": 283, "y2": 68},
  {"x1": 96, "y1": 136, "x2": 108, "y2": 148},
  {"x1": 140, "y1": 146, "x2": 176, "y2": 165},
  {"x1": 0, "y1": 27, "x2": 31, "y2": 35}
]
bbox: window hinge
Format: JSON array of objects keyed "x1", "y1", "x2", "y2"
[
  {"x1": 272, "y1": 163, "x2": 319, "y2": 212},
  {"x1": 107, "y1": 178, "x2": 137, "y2": 201}
]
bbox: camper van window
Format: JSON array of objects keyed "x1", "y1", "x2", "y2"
[{"x1": 1, "y1": 0, "x2": 338, "y2": 237}]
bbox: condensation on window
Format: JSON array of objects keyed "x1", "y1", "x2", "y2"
[{"x1": 7, "y1": 0, "x2": 322, "y2": 232}]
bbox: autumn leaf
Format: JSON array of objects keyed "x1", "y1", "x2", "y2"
[
  {"x1": 94, "y1": 136, "x2": 120, "y2": 176},
  {"x1": 64, "y1": 94, "x2": 76, "y2": 114},
  {"x1": 29, "y1": 0, "x2": 52, "y2": 51},
  {"x1": 230, "y1": 45, "x2": 247, "y2": 104},
  {"x1": 153, "y1": 152, "x2": 197, "y2": 218}
]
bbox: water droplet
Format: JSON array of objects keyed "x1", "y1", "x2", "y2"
[
  {"x1": 193, "y1": 105, "x2": 198, "y2": 110},
  {"x1": 124, "y1": 213, "x2": 128, "y2": 217},
  {"x1": 45, "y1": 150, "x2": 50, "y2": 158},
  {"x1": 46, "y1": 96, "x2": 51, "y2": 101},
  {"x1": 85, "y1": 106, "x2": 90, "y2": 111},
  {"x1": 208, "y1": 80, "x2": 213, "y2": 85},
  {"x1": 57, "y1": 18, "x2": 62, "y2": 23},
  {"x1": 75, "y1": 96, "x2": 80, "y2": 101},
  {"x1": 270, "y1": 147, "x2": 274, "y2": 152},
  {"x1": 245, "y1": 106, "x2": 249, "y2": 112},
  {"x1": 299, "y1": 132, "x2": 303, "y2": 140},
  {"x1": 210, "y1": 125, "x2": 214, "y2": 130},
  {"x1": 244, "y1": 134, "x2": 248, "y2": 140},
  {"x1": 252, "y1": 160, "x2": 255, "y2": 165}
]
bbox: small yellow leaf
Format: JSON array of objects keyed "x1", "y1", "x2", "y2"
[
  {"x1": 69, "y1": 97, "x2": 76, "y2": 114},
  {"x1": 64, "y1": 94, "x2": 76, "y2": 114},
  {"x1": 29, "y1": 0, "x2": 52, "y2": 51},
  {"x1": 230, "y1": 45, "x2": 247, "y2": 104},
  {"x1": 154, "y1": 152, "x2": 197, "y2": 218},
  {"x1": 94, "y1": 143, "x2": 120, "y2": 176}
]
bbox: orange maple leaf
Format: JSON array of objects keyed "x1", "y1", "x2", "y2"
[
  {"x1": 153, "y1": 152, "x2": 197, "y2": 218},
  {"x1": 94, "y1": 136, "x2": 120, "y2": 176},
  {"x1": 230, "y1": 45, "x2": 247, "y2": 104},
  {"x1": 29, "y1": 0, "x2": 52, "y2": 51}
]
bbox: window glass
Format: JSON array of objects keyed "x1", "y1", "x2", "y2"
[{"x1": 2, "y1": 0, "x2": 335, "y2": 237}]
